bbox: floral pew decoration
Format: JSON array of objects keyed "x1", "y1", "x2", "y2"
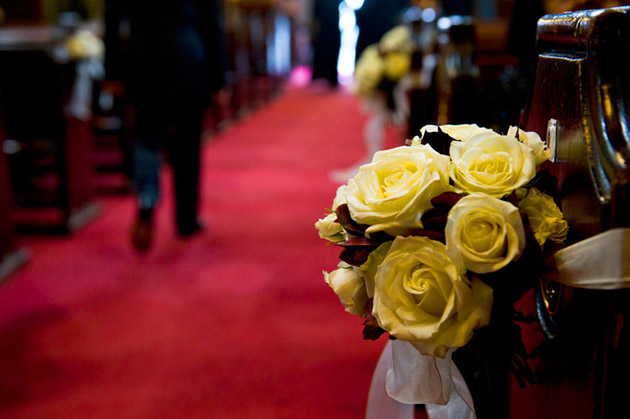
[
  {"x1": 353, "y1": 25, "x2": 413, "y2": 117},
  {"x1": 331, "y1": 25, "x2": 414, "y2": 182},
  {"x1": 64, "y1": 29, "x2": 105, "y2": 61},
  {"x1": 316, "y1": 124, "x2": 568, "y2": 417},
  {"x1": 51, "y1": 29, "x2": 106, "y2": 121}
]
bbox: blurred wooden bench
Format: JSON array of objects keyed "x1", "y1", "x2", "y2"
[
  {"x1": 0, "y1": 26, "x2": 100, "y2": 233},
  {"x1": 0, "y1": 125, "x2": 29, "y2": 281},
  {"x1": 512, "y1": 6, "x2": 630, "y2": 418},
  {"x1": 406, "y1": 11, "x2": 520, "y2": 138},
  {"x1": 91, "y1": 77, "x2": 132, "y2": 194},
  {"x1": 219, "y1": 0, "x2": 293, "y2": 125}
]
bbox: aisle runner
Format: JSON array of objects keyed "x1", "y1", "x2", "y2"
[{"x1": 0, "y1": 87, "x2": 387, "y2": 418}]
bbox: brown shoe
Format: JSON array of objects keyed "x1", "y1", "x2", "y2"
[{"x1": 131, "y1": 209, "x2": 154, "y2": 252}]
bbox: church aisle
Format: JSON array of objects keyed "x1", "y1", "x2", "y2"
[{"x1": 0, "y1": 87, "x2": 389, "y2": 418}]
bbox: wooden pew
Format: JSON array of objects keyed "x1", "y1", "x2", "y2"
[
  {"x1": 406, "y1": 7, "x2": 439, "y2": 138},
  {"x1": 406, "y1": 8, "x2": 525, "y2": 138},
  {"x1": 220, "y1": 0, "x2": 293, "y2": 124},
  {"x1": 512, "y1": 7, "x2": 630, "y2": 418},
  {"x1": 434, "y1": 15, "x2": 484, "y2": 126},
  {"x1": 0, "y1": 128, "x2": 29, "y2": 281},
  {"x1": 222, "y1": 0, "x2": 253, "y2": 121},
  {"x1": 91, "y1": 78, "x2": 132, "y2": 194},
  {"x1": 407, "y1": 12, "x2": 503, "y2": 138},
  {"x1": 0, "y1": 26, "x2": 100, "y2": 233}
]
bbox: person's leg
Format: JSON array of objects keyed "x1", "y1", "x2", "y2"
[
  {"x1": 130, "y1": 98, "x2": 167, "y2": 250},
  {"x1": 133, "y1": 99, "x2": 166, "y2": 210},
  {"x1": 167, "y1": 96, "x2": 206, "y2": 236}
]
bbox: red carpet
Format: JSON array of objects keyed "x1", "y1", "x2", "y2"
[{"x1": 0, "y1": 86, "x2": 401, "y2": 418}]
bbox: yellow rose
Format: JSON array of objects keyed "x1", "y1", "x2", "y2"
[
  {"x1": 65, "y1": 30, "x2": 104, "y2": 59},
  {"x1": 507, "y1": 126, "x2": 551, "y2": 166},
  {"x1": 353, "y1": 45, "x2": 384, "y2": 96},
  {"x1": 344, "y1": 145, "x2": 451, "y2": 237},
  {"x1": 379, "y1": 25, "x2": 412, "y2": 53},
  {"x1": 315, "y1": 213, "x2": 345, "y2": 242},
  {"x1": 361, "y1": 236, "x2": 493, "y2": 358},
  {"x1": 331, "y1": 185, "x2": 348, "y2": 210},
  {"x1": 519, "y1": 188, "x2": 568, "y2": 247},
  {"x1": 383, "y1": 52, "x2": 411, "y2": 81},
  {"x1": 449, "y1": 131, "x2": 537, "y2": 197},
  {"x1": 324, "y1": 262, "x2": 369, "y2": 318},
  {"x1": 414, "y1": 124, "x2": 496, "y2": 143},
  {"x1": 445, "y1": 193, "x2": 526, "y2": 274},
  {"x1": 315, "y1": 185, "x2": 348, "y2": 242}
]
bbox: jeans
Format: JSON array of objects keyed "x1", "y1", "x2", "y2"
[{"x1": 131, "y1": 94, "x2": 206, "y2": 231}]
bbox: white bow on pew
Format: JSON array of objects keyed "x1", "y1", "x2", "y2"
[
  {"x1": 366, "y1": 340, "x2": 476, "y2": 419},
  {"x1": 554, "y1": 228, "x2": 630, "y2": 290}
]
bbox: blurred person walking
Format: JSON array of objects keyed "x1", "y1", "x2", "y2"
[
  {"x1": 311, "y1": 0, "x2": 342, "y2": 86},
  {"x1": 104, "y1": 0, "x2": 226, "y2": 251}
]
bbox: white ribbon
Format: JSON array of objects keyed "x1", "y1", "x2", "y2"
[
  {"x1": 366, "y1": 340, "x2": 476, "y2": 419},
  {"x1": 391, "y1": 78, "x2": 410, "y2": 127},
  {"x1": 554, "y1": 228, "x2": 630, "y2": 289},
  {"x1": 67, "y1": 58, "x2": 103, "y2": 121},
  {"x1": 330, "y1": 108, "x2": 386, "y2": 183},
  {"x1": 366, "y1": 341, "x2": 415, "y2": 419},
  {"x1": 366, "y1": 229, "x2": 630, "y2": 418}
]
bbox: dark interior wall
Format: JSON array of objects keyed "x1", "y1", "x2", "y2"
[{"x1": 0, "y1": 0, "x2": 103, "y2": 24}]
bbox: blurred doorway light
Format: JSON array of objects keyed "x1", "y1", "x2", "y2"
[
  {"x1": 345, "y1": 0, "x2": 364, "y2": 10},
  {"x1": 337, "y1": 0, "x2": 362, "y2": 86}
]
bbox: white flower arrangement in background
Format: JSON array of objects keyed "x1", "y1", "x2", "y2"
[
  {"x1": 65, "y1": 29, "x2": 104, "y2": 60},
  {"x1": 352, "y1": 25, "x2": 412, "y2": 100}
]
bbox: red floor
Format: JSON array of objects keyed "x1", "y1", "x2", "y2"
[{"x1": 0, "y1": 86, "x2": 407, "y2": 418}]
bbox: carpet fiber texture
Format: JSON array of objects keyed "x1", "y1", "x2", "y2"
[{"x1": 0, "y1": 87, "x2": 400, "y2": 418}]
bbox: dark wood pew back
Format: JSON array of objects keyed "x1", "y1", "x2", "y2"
[
  {"x1": 0, "y1": 27, "x2": 99, "y2": 233},
  {"x1": 522, "y1": 6, "x2": 630, "y2": 239},
  {"x1": 0, "y1": 100, "x2": 29, "y2": 281},
  {"x1": 513, "y1": 7, "x2": 630, "y2": 419}
]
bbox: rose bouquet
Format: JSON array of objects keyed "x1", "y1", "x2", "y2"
[
  {"x1": 65, "y1": 29, "x2": 104, "y2": 60},
  {"x1": 316, "y1": 124, "x2": 568, "y2": 414},
  {"x1": 331, "y1": 26, "x2": 414, "y2": 182},
  {"x1": 353, "y1": 25, "x2": 413, "y2": 111}
]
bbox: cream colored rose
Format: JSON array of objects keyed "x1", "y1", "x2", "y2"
[
  {"x1": 315, "y1": 185, "x2": 349, "y2": 242},
  {"x1": 507, "y1": 126, "x2": 551, "y2": 166},
  {"x1": 66, "y1": 30, "x2": 104, "y2": 59},
  {"x1": 383, "y1": 52, "x2": 411, "y2": 81},
  {"x1": 379, "y1": 25, "x2": 412, "y2": 53},
  {"x1": 445, "y1": 193, "x2": 526, "y2": 274},
  {"x1": 361, "y1": 236, "x2": 493, "y2": 358},
  {"x1": 353, "y1": 45, "x2": 384, "y2": 96},
  {"x1": 414, "y1": 124, "x2": 496, "y2": 144},
  {"x1": 315, "y1": 213, "x2": 345, "y2": 242},
  {"x1": 519, "y1": 188, "x2": 568, "y2": 247},
  {"x1": 449, "y1": 131, "x2": 537, "y2": 197},
  {"x1": 324, "y1": 262, "x2": 369, "y2": 318},
  {"x1": 344, "y1": 145, "x2": 451, "y2": 236},
  {"x1": 315, "y1": 185, "x2": 348, "y2": 243},
  {"x1": 332, "y1": 185, "x2": 347, "y2": 209}
]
